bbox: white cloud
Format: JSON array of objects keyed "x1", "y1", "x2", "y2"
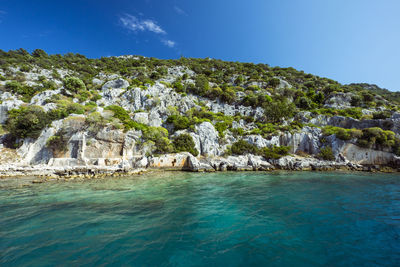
[
  {"x1": 0, "y1": 10, "x2": 6, "y2": 23},
  {"x1": 174, "y1": 6, "x2": 187, "y2": 16},
  {"x1": 162, "y1": 39, "x2": 176, "y2": 48},
  {"x1": 120, "y1": 13, "x2": 177, "y2": 49},
  {"x1": 120, "y1": 14, "x2": 165, "y2": 34}
]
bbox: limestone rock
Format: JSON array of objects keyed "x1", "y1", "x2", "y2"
[
  {"x1": 195, "y1": 122, "x2": 221, "y2": 156},
  {"x1": 148, "y1": 152, "x2": 193, "y2": 170},
  {"x1": 133, "y1": 112, "x2": 149, "y2": 124}
]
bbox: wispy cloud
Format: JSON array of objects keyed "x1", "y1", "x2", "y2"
[
  {"x1": 120, "y1": 14, "x2": 165, "y2": 34},
  {"x1": 162, "y1": 39, "x2": 176, "y2": 48},
  {"x1": 119, "y1": 13, "x2": 177, "y2": 49},
  {"x1": 0, "y1": 10, "x2": 6, "y2": 23},
  {"x1": 174, "y1": 6, "x2": 187, "y2": 16}
]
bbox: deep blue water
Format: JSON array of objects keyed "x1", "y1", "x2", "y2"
[{"x1": 0, "y1": 171, "x2": 400, "y2": 267}]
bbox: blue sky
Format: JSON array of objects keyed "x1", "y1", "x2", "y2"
[{"x1": 0, "y1": 0, "x2": 399, "y2": 91}]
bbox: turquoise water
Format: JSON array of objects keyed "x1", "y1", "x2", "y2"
[{"x1": 0, "y1": 172, "x2": 400, "y2": 266}]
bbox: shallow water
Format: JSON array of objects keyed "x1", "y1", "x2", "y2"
[{"x1": 0, "y1": 171, "x2": 400, "y2": 266}]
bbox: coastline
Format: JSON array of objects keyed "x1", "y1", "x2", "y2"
[{"x1": 0, "y1": 155, "x2": 398, "y2": 184}]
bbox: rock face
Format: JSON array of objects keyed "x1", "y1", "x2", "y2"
[
  {"x1": 1, "y1": 64, "x2": 399, "y2": 176},
  {"x1": 194, "y1": 122, "x2": 221, "y2": 156},
  {"x1": 0, "y1": 93, "x2": 24, "y2": 124},
  {"x1": 324, "y1": 92, "x2": 354, "y2": 109},
  {"x1": 280, "y1": 127, "x2": 322, "y2": 154},
  {"x1": 30, "y1": 89, "x2": 61, "y2": 106},
  {"x1": 147, "y1": 152, "x2": 194, "y2": 170},
  {"x1": 17, "y1": 120, "x2": 63, "y2": 164}
]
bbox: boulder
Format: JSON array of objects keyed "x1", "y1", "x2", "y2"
[
  {"x1": 324, "y1": 92, "x2": 354, "y2": 109},
  {"x1": 195, "y1": 122, "x2": 221, "y2": 156},
  {"x1": 30, "y1": 89, "x2": 61, "y2": 106},
  {"x1": 0, "y1": 93, "x2": 24, "y2": 124},
  {"x1": 133, "y1": 112, "x2": 149, "y2": 124}
]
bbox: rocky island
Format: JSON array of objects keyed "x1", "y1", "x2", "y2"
[{"x1": 0, "y1": 49, "x2": 399, "y2": 179}]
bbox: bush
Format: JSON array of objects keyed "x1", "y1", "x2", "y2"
[
  {"x1": 6, "y1": 106, "x2": 50, "y2": 139},
  {"x1": 63, "y1": 77, "x2": 86, "y2": 93},
  {"x1": 172, "y1": 81, "x2": 184, "y2": 93},
  {"x1": 296, "y1": 96, "x2": 312, "y2": 110},
  {"x1": 220, "y1": 87, "x2": 236, "y2": 104},
  {"x1": 268, "y1": 77, "x2": 280, "y2": 88},
  {"x1": 372, "y1": 110, "x2": 392, "y2": 120},
  {"x1": 318, "y1": 146, "x2": 335, "y2": 161},
  {"x1": 231, "y1": 140, "x2": 258, "y2": 155},
  {"x1": 173, "y1": 134, "x2": 199, "y2": 156},
  {"x1": 261, "y1": 145, "x2": 290, "y2": 159},
  {"x1": 143, "y1": 127, "x2": 174, "y2": 153},
  {"x1": 166, "y1": 115, "x2": 191, "y2": 130},
  {"x1": 356, "y1": 127, "x2": 397, "y2": 149},
  {"x1": 193, "y1": 74, "x2": 209, "y2": 95},
  {"x1": 19, "y1": 64, "x2": 31, "y2": 72},
  {"x1": 322, "y1": 126, "x2": 361, "y2": 140},
  {"x1": 264, "y1": 99, "x2": 296, "y2": 123},
  {"x1": 46, "y1": 133, "x2": 68, "y2": 152}
]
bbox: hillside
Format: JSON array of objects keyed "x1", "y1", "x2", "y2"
[{"x1": 0, "y1": 49, "x2": 399, "y2": 177}]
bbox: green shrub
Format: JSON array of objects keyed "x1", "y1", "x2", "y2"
[
  {"x1": 142, "y1": 126, "x2": 173, "y2": 153},
  {"x1": 6, "y1": 106, "x2": 51, "y2": 139},
  {"x1": 296, "y1": 96, "x2": 313, "y2": 110},
  {"x1": 63, "y1": 77, "x2": 86, "y2": 93},
  {"x1": 19, "y1": 64, "x2": 32, "y2": 72},
  {"x1": 193, "y1": 74, "x2": 209, "y2": 95},
  {"x1": 173, "y1": 134, "x2": 199, "y2": 156},
  {"x1": 215, "y1": 122, "x2": 229, "y2": 137},
  {"x1": 46, "y1": 133, "x2": 68, "y2": 152},
  {"x1": 356, "y1": 127, "x2": 396, "y2": 149},
  {"x1": 318, "y1": 146, "x2": 335, "y2": 161},
  {"x1": 322, "y1": 126, "x2": 361, "y2": 140},
  {"x1": 264, "y1": 99, "x2": 296, "y2": 123},
  {"x1": 268, "y1": 77, "x2": 280, "y2": 88},
  {"x1": 261, "y1": 145, "x2": 290, "y2": 159},
  {"x1": 166, "y1": 115, "x2": 191, "y2": 130},
  {"x1": 172, "y1": 81, "x2": 184, "y2": 93},
  {"x1": 372, "y1": 110, "x2": 392, "y2": 120},
  {"x1": 231, "y1": 140, "x2": 258, "y2": 155}
]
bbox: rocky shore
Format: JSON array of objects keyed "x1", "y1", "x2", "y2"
[
  {"x1": 0, "y1": 152, "x2": 398, "y2": 183},
  {"x1": 1, "y1": 53, "x2": 400, "y2": 182}
]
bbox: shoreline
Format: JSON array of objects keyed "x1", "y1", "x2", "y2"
[{"x1": 0, "y1": 163, "x2": 398, "y2": 184}]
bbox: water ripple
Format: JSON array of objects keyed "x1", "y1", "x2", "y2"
[{"x1": 1, "y1": 171, "x2": 400, "y2": 266}]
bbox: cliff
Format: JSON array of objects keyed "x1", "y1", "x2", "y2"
[{"x1": 0, "y1": 50, "x2": 399, "y2": 178}]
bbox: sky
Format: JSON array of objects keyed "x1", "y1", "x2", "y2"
[{"x1": 0, "y1": 0, "x2": 399, "y2": 91}]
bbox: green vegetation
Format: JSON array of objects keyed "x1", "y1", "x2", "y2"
[
  {"x1": 173, "y1": 134, "x2": 199, "y2": 156},
  {"x1": 1, "y1": 48, "x2": 400, "y2": 158},
  {"x1": 231, "y1": 140, "x2": 258, "y2": 155},
  {"x1": 6, "y1": 106, "x2": 50, "y2": 139},
  {"x1": 260, "y1": 145, "x2": 291, "y2": 159},
  {"x1": 322, "y1": 126, "x2": 362, "y2": 140},
  {"x1": 264, "y1": 99, "x2": 296, "y2": 123},
  {"x1": 46, "y1": 131, "x2": 68, "y2": 152},
  {"x1": 318, "y1": 147, "x2": 335, "y2": 161},
  {"x1": 230, "y1": 139, "x2": 290, "y2": 159},
  {"x1": 322, "y1": 125, "x2": 400, "y2": 155}
]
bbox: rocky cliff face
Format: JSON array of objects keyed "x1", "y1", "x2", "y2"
[{"x1": 0, "y1": 54, "x2": 399, "y2": 175}]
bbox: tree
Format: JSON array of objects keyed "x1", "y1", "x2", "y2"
[
  {"x1": 173, "y1": 134, "x2": 199, "y2": 156},
  {"x1": 231, "y1": 140, "x2": 258, "y2": 155},
  {"x1": 264, "y1": 99, "x2": 296, "y2": 123},
  {"x1": 6, "y1": 106, "x2": 50, "y2": 139},
  {"x1": 63, "y1": 77, "x2": 86, "y2": 93},
  {"x1": 32, "y1": 49, "x2": 48, "y2": 58},
  {"x1": 268, "y1": 78, "x2": 281, "y2": 88},
  {"x1": 194, "y1": 74, "x2": 209, "y2": 95},
  {"x1": 296, "y1": 96, "x2": 312, "y2": 110}
]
